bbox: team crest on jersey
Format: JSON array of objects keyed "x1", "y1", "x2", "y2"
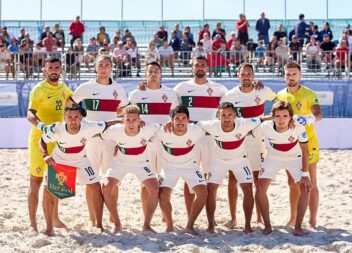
[
  {"x1": 140, "y1": 138, "x2": 147, "y2": 146},
  {"x1": 162, "y1": 94, "x2": 168, "y2": 102},
  {"x1": 186, "y1": 139, "x2": 193, "y2": 147},
  {"x1": 36, "y1": 167, "x2": 41, "y2": 174},
  {"x1": 207, "y1": 88, "x2": 213, "y2": 96},
  {"x1": 113, "y1": 90, "x2": 118, "y2": 99},
  {"x1": 80, "y1": 138, "x2": 87, "y2": 146},
  {"x1": 235, "y1": 133, "x2": 242, "y2": 140},
  {"x1": 288, "y1": 136, "x2": 295, "y2": 143},
  {"x1": 296, "y1": 102, "x2": 302, "y2": 110},
  {"x1": 254, "y1": 96, "x2": 261, "y2": 105}
]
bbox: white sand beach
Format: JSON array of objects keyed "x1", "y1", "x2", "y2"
[{"x1": 0, "y1": 149, "x2": 351, "y2": 253}]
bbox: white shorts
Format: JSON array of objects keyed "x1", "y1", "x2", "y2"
[
  {"x1": 259, "y1": 156, "x2": 302, "y2": 182},
  {"x1": 159, "y1": 165, "x2": 206, "y2": 192},
  {"x1": 197, "y1": 135, "x2": 213, "y2": 173},
  {"x1": 45, "y1": 157, "x2": 100, "y2": 186},
  {"x1": 208, "y1": 158, "x2": 253, "y2": 184},
  {"x1": 245, "y1": 137, "x2": 266, "y2": 171},
  {"x1": 105, "y1": 162, "x2": 156, "y2": 183},
  {"x1": 86, "y1": 138, "x2": 115, "y2": 176},
  {"x1": 147, "y1": 141, "x2": 162, "y2": 174}
]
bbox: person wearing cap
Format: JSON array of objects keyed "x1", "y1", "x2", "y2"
[
  {"x1": 53, "y1": 24, "x2": 65, "y2": 51},
  {"x1": 211, "y1": 33, "x2": 224, "y2": 51},
  {"x1": 69, "y1": 15, "x2": 85, "y2": 48},
  {"x1": 212, "y1": 22, "x2": 226, "y2": 42},
  {"x1": 255, "y1": 12, "x2": 271, "y2": 46},
  {"x1": 236, "y1": 14, "x2": 249, "y2": 45},
  {"x1": 84, "y1": 37, "x2": 100, "y2": 69},
  {"x1": 294, "y1": 14, "x2": 308, "y2": 46},
  {"x1": 96, "y1": 26, "x2": 111, "y2": 46}
]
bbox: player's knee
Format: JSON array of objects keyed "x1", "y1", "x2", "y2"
[
  {"x1": 195, "y1": 185, "x2": 208, "y2": 202},
  {"x1": 241, "y1": 183, "x2": 254, "y2": 195},
  {"x1": 147, "y1": 184, "x2": 159, "y2": 197},
  {"x1": 207, "y1": 183, "x2": 218, "y2": 194},
  {"x1": 87, "y1": 182, "x2": 102, "y2": 192},
  {"x1": 159, "y1": 188, "x2": 171, "y2": 202}
]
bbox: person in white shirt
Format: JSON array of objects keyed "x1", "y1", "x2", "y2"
[
  {"x1": 200, "y1": 32, "x2": 212, "y2": 53},
  {"x1": 145, "y1": 40, "x2": 160, "y2": 63},
  {"x1": 158, "y1": 39, "x2": 175, "y2": 76}
]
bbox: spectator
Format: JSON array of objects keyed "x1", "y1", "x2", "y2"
[
  {"x1": 306, "y1": 36, "x2": 321, "y2": 71},
  {"x1": 145, "y1": 40, "x2": 159, "y2": 63},
  {"x1": 1, "y1": 26, "x2": 14, "y2": 41},
  {"x1": 159, "y1": 39, "x2": 174, "y2": 76},
  {"x1": 212, "y1": 22, "x2": 226, "y2": 42},
  {"x1": 18, "y1": 28, "x2": 26, "y2": 43},
  {"x1": 255, "y1": 12, "x2": 271, "y2": 46},
  {"x1": 294, "y1": 14, "x2": 308, "y2": 46},
  {"x1": 288, "y1": 27, "x2": 295, "y2": 42},
  {"x1": 200, "y1": 32, "x2": 212, "y2": 53},
  {"x1": 273, "y1": 24, "x2": 287, "y2": 42},
  {"x1": 122, "y1": 29, "x2": 136, "y2": 45},
  {"x1": 319, "y1": 22, "x2": 333, "y2": 41},
  {"x1": 113, "y1": 40, "x2": 131, "y2": 76},
  {"x1": 169, "y1": 30, "x2": 181, "y2": 51},
  {"x1": 0, "y1": 38, "x2": 14, "y2": 79},
  {"x1": 320, "y1": 34, "x2": 335, "y2": 69},
  {"x1": 40, "y1": 25, "x2": 52, "y2": 42},
  {"x1": 265, "y1": 40, "x2": 276, "y2": 72},
  {"x1": 8, "y1": 38, "x2": 19, "y2": 54},
  {"x1": 65, "y1": 47, "x2": 79, "y2": 79},
  {"x1": 126, "y1": 41, "x2": 141, "y2": 77},
  {"x1": 344, "y1": 24, "x2": 352, "y2": 36},
  {"x1": 269, "y1": 35, "x2": 278, "y2": 49},
  {"x1": 73, "y1": 38, "x2": 84, "y2": 65},
  {"x1": 42, "y1": 32, "x2": 57, "y2": 52},
  {"x1": 198, "y1": 24, "x2": 211, "y2": 42},
  {"x1": 69, "y1": 15, "x2": 85, "y2": 48},
  {"x1": 109, "y1": 36, "x2": 120, "y2": 52},
  {"x1": 53, "y1": 24, "x2": 65, "y2": 50},
  {"x1": 114, "y1": 29, "x2": 122, "y2": 40},
  {"x1": 32, "y1": 43, "x2": 46, "y2": 71},
  {"x1": 236, "y1": 13, "x2": 249, "y2": 45},
  {"x1": 184, "y1": 26, "x2": 194, "y2": 41},
  {"x1": 174, "y1": 23, "x2": 182, "y2": 39},
  {"x1": 310, "y1": 25, "x2": 323, "y2": 43},
  {"x1": 152, "y1": 33, "x2": 163, "y2": 48},
  {"x1": 84, "y1": 37, "x2": 100, "y2": 69},
  {"x1": 18, "y1": 40, "x2": 32, "y2": 79},
  {"x1": 230, "y1": 38, "x2": 248, "y2": 67},
  {"x1": 255, "y1": 40, "x2": 266, "y2": 70},
  {"x1": 101, "y1": 40, "x2": 111, "y2": 54},
  {"x1": 334, "y1": 40, "x2": 349, "y2": 76},
  {"x1": 288, "y1": 35, "x2": 302, "y2": 64},
  {"x1": 191, "y1": 41, "x2": 207, "y2": 59},
  {"x1": 226, "y1": 32, "x2": 236, "y2": 50},
  {"x1": 212, "y1": 34, "x2": 224, "y2": 51},
  {"x1": 96, "y1": 26, "x2": 111, "y2": 46},
  {"x1": 157, "y1": 25, "x2": 168, "y2": 41},
  {"x1": 0, "y1": 33, "x2": 10, "y2": 47},
  {"x1": 48, "y1": 45, "x2": 62, "y2": 59},
  {"x1": 275, "y1": 38, "x2": 289, "y2": 74},
  {"x1": 179, "y1": 31, "x2": 195, "y2": 65},
  {"x1": 22, "y1": 33, "x2": 34, "y2": 49}
]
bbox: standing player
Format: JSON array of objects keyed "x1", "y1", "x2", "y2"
[
  {"x1": 157, "y1": 105, "x2": 208, "y2": 234},
  {"x1": 27, "y1": 57, "x2": 73, "y2": 233},
  {"x1": 198, "y1": 102, "x2": 262, "y2": 234},
  {"x1": 173, "y1": 56, "x2": 228, "y2": 217},
  {"x1": 101, "y1": 105, "x2": 160, "y2": 233},
  {"x1": 71, "y1": 54, "x2": 129, "y2": 226},
  {"x1": 276, "y1": 62, "x2": 322, "y2": 228},
  {"x1": 129, "y1": 61, "x2": 179, "y2": 215},
  {"x1": 39, "y1": 104, "x2": 117, "y2": 236},
  {"x1": 255, "y1": 101, "x2": 311, "y2": 236},
  {"x1": 221, "y1": 63, "x2": 276, "y2": 227}
]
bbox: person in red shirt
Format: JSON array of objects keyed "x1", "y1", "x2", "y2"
[
  {"x1": 212, "y1": 34, "x2": 224, "y2": 51},
  {"x1": 69, "y1": 15, "x2": 85, "y2": 48},
  {"x1": 198, "y1": 24, "x2": 211, "y2": 42},
  {"x1": 334, "y1": 40, "x2": 349, "y2": 77},
  {"x1": 227, "y1": 32, "x2": 236, "y2": 50},
  {"x1": 236, "y1": 14, "x2": 249, "y2": 45}
]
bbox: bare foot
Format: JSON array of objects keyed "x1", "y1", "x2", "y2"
[
  {"x1": 243, "y1": 226, "x2": 254, "y2": 234},
  {"x1": 143, "y1": 225, "x2": 157, "y2": 233},
  {"x1": 286, "y1": 219, "x2": 296, "y2": 227},
  {"x1": 52, "y1": 218, "x2": 66, "y2": 228},
  {"x1": 256, "y1": 219, "x2": 265, "y2": 225},
  {"x1": 166, "y1": 225, "x2": 174, "y2": 233},
  {"x1": 293, "y1": 227, "x2": 304, "y2": 236},
  {"x1": 43, "y1": 228, "x2": 55, "y2": 236},
  {"x1": 262, "y1": 226, "x2": 272, "y2": 235},
  {"x1": 184, "y1": 226, "x2": 197, "y2": 235},
  {"x1": 92, "y1": 225, "x2": 104, "y2": 234},
  {"x1": 309, "y1": 219, "x2": 316, "y2": 229},
  {"x1": 206, "y1": 226, "x2": 215, "y2": 234},
  {"x1": 225, "y1": 219, "x2": 237, "y2": 229},
  {"x1": 29, "y1": 224, "x2": 38, "y2": 234},
  {"x1": 113, "y1": 225, "x2": 122, "y2": 234}
]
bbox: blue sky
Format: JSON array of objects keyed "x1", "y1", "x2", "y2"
[{"x1": 1, "y1": 0, "x2": 351, "y2": 21}]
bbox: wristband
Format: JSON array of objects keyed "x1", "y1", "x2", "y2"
[
  {"x1": 42, "y1": 152, "x2": 49, "y2": 158},
  {"x1": 301, "y1": 171, "x2": 310, "y2": 177}
]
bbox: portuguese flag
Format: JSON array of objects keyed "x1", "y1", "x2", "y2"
[
  {"x1": 162, "y1": 142, "x2": 195, "y2": 156},
  {"x1": 47, "y1": 163, "x2": 77, "y2": 199},
  {"x1": 84, "y1": 99, "x2": 121, "y2": 112},
  {"x1": 270, "y1": 140, "x2": 298, "y2": 152}
]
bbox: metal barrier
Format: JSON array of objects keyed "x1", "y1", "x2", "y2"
[{"x1": 0, "y1": 49, "x2": 349, "y2": 80}]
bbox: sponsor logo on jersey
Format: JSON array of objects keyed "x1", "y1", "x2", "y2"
[
  {"x1": 187, "y1": 90, "x2": 194, "y2": 93},
  {"x1": 141, "y1": 97, "x2": 149, "y2": 100},
  {"x1": 234, "y1": 101, "x2": 241, "y2": 104},
  {"x1": 47, "y1": 96, "x2": 53, "y2": 99},
  {"x1": 97, "y1": 122, "x2": 104, "y2": 127},
  {"x1": 93, "y1": 93, "x2": 100, "y2": 96},
  {"x1": 61, "y1": 91, "x2": 65, "y2": 100}
]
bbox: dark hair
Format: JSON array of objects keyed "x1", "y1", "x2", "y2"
[
  {"x1": 238, "y1": 63, "x2": 254, "y2": 73},
  {"x1": 197, "y1": 41, "x2": 203, "y2": 46},
  {"x1": 271, "y1": 101, "x2": 294, "y2": 117},
  {"x1": 193, "y1": 55, "x2": 208, "y2": 65},
  {"x1": 204, "y1": 24, "x2": 209, "y2": 28},
  {"x1": 218, "y1": 102, "x2": 235, "y2": 111},
  {"x1": 170, "y1": 105, "x2": 189, "y2": 119},
  {"x1": 146, "y1": 61, "x2": 162, "y2": 72},
  {"x1": 65, "y1": 103, "x2": 86, "y2": 117},
  {"x1": 45, "y1": 57, "x2": 62, "y2": 65},
  {"x1": 299, "y1": 14, "x2": 305, "y2": 20},
  {"x1": 284, "y1": 62, "x2": 301, "y2": 72}
]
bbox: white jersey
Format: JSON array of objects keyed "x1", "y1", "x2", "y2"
[
  {"x1": 128, "y1": 85, "x2": 179, "y2": 124},
  {"x1": 101, "y1": 124, "x2": 159, "y2": 164},
  {"x1": 221, "y1": 86, "x2": 276, "y2": 118},
  {"x1": 254, "y1": 121, "x2": 308, "y2": 161},
  {"x1": 154, "y1": 124, "x2": 206, "y2": 168},
  {"x1": 197, "y1": 118, "x2": 261, "y2": 162},
  {"x1": 71, "y1": 79, "x2": 129, "y2": 121},
  {"x1": 174, "y1": 79, "x2": 228, "y2": 121},
  {"x1": 41, "y1": 120, "x2": 106, "y2": 166}
]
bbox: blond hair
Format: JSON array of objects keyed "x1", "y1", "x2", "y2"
[{"x1": 123, "y1": 105, "x2": 140, "y2": 115}]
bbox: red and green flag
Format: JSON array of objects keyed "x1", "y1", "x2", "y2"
[{"x1": 47, "y1": 163, "x2": 77, "y2": 199}]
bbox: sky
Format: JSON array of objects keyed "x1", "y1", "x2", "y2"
[{"x1": 1, "y1": 0, "x2": 351, "y2": 21}]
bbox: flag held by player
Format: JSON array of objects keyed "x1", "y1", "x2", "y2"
[{"x1": 47, "y1": 163, "x2": 77, "y2": 199}]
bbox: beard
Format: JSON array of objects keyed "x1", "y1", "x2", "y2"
[
  {"x1": 241, "y1": 79, "x2": 252, "y2": 88},
  {"x1": 48, "y1": 74, "x2": 60, "y2": 82},
  {"x1": 194, "y1": 70, "x2": 206, "y2": 78},
  {"x1": 287, "y1": 80, "x2": 298, "y2": 87}
]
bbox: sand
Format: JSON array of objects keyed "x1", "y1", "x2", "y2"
[{"x1": 0, "y1": 149, "x2": 351, "y2": 253}]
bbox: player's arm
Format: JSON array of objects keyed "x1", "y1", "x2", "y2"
[
  {"x1": 39, "y1": 137, "x2": 56, "y2": 166},
  {"x1": 310, "y1": 104, "x2": 322, "y2": 122},
  {"x1": 298, "y1": 141, "x2": 311, "y2": 193},
  {"x1": 27, "y1": 109, "x2": 41, "y2": 127}
]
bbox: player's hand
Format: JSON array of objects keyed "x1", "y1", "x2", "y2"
[
  {"x1": 299, "y1": 176, "x2": 311, "y2": 193},
  {"x1": 253, "y1": 80, "x2": 264, "y2": 90},
  {"x1": 116, "y1": 107, "x2": 123, "y2": 116},
  {"x1": 44, "y1": 156, "x2": 56, "y2": 166},
  {"x1": 38, "y1": 122, "x2": 59, "y2": 139},
  {"x1": 137, "y1": 81, "x2": 147, "y2": 91},
  {"x1": 293, "y1": 115, "x2": 307, "y2": 126},
  {"x1": 163, "y1": 122, "x2": 173, "y2": 133}
]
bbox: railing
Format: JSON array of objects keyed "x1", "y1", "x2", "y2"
[{"x1": 0, "y1": 49, "x2": 349, "y2": 80}]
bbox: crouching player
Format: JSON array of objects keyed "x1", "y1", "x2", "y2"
[
  {"x1": 39, "y1": 104, "x2": 118, "y2": 236},
  {"x1": 255, "y1": 101, "x2": 311, "y2": 236}
]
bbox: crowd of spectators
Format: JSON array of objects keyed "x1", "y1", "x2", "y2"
[{"x1": 0, "y1": 13, "x2": 351, "y2": 79}]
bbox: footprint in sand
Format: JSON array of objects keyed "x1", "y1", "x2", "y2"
[{"x1": 31, "y1": 238, "x2": 52, "y2": 248}]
